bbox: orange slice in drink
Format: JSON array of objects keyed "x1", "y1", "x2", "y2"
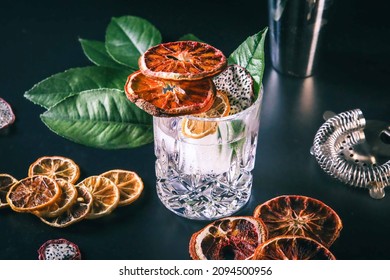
[
  {"x1": 100, "y1": 169, "x2": 144, "y2": 207},
  {"x1": 252, "y1": 236, "x2": 336, "y2": 260},
  {"x1": 253, "y1": 195, "x2": 343, "y2": 247},
  {"x1": 6, "y1": 176, "x2": 61, "y2": 212},
  {"x1": 77, "y1": 175, "x2": 119, "y2": 219},
  {"x1": 39, "y1": 184, "x2": 93, "y2": 227},
  {"x1": 189, "y1": 216, "x2": 268, "y2": 260},
  {"x1": 0, "y1": 173, "x2": 17, "y2": 208},
  {"x1": 125, "y1": 71, "x2": 215, "y2": 116},
  {"x1": 34, "y1": 179, "x2": 77, "y2": 218},
  {"x1": 139, "y1": 41, "x2": 227, "y2": 81},
  {"x1": 181, "y1": 90, "x2": 230, "y2": 139},
  {"x1": 28, "y1": 156, "x2": 80, "y2": 184}
]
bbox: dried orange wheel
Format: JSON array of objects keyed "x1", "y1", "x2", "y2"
[
  {"x1": 181, "y1": 90, "x2": 230, "y2": 139},
  {"x1": 39, "y1": 184, "x2": 92, "y2": 227},
  {"x1": 77, "y1": 176, "x2": 119, "y2": 219},
  {"x1": 139, "y1": 41, "x2": 227, "y2": 81},
  {"x1": 28, "y1": 156, "x2": 80, "y2": 184},
  {"x1": 125, "y1": 71, "x2": 215, "y2": 116},
  {"x1": 252, "y1": 236, "x2": 336, "y2": 260},
  {"x1": 253, "y1": 195, "x2": 343, "y2": 247},
  {"x1": 0, "y1": 173, "x2": 17, "y2": 208},
  {"x1": 6, "y1": 176, "x2": 61, "y2": 212},
  {"x1": 100, "y1": 169, "x2": 143, "y2": 207},
  {"x1": 189, "y1": 216, "x2": 268, "y2": 260},
  {"x1": 34, "y1": 179, "x2": 77, "y2": 218}
]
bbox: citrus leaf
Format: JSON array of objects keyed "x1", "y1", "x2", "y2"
[
  {"x1": 105, "y1": 16, "x2": 162, "y2": 69},
  {"x1": 24, "y1": 66, "x2": 131, "y2": 109},
  {"x1": 228, "y1": 27, "x2": 268, "y2": 95},
  {"x1": 40, "y1": 88, "x2": 153, "y2": 149},
  {"x1": 79, "y1": 38, "x2": 132, "y2": 70},
  {"x1": 178, "y1": 33, "x2": 203, "y2": 42}
]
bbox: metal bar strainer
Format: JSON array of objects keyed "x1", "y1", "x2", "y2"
[{"x1": 311, "y1": 109, "x2": 390, "y2": 199}]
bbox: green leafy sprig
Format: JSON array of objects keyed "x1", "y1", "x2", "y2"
[{"x1": 24, "y1": 15, "x2": 267, "y2": 149}]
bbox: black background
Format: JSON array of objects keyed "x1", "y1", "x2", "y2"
[{"x1": 1, "y1": 0, "x2": 389, "y2": 260}]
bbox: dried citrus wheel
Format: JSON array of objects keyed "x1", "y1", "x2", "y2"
[
  {"x1": 189, "y1": 216, "x2": 268, "y2": 260},
  {"x1": 125, "y1": 71, "x2": 215, "y2": 116},
  {"x1": 39, "y1": 184, "x2": 92, "y2": 227},
  {"x1": 77, "y1": 175, "x2": 119, "y2": 219},
  {"x1": 0, "y1": 173, "x2": 17, "y2": 208},
  {"x1": 28, "y1": 156, "x2": 80, "y2": 184},
  {"x1": 34, "y1": 179, "x2": 77, "y2": 218},
  {"x1": 181, "y1": 90, "x2": 230, "y2": 139},
  {"x1": 252, "y1": 236, "x2": 336, "y2": 260},
  {"x1": 6, "y1": 176, "x2": 61, "y2": 212},
  {"x1": 0, "y1": 97, "x2": 15, "y2": 130},
  {"x1": 139, "y1": 41, "x2": 227, "y2": 81},
  {"x1": 100, "y1": 169, "x2": 143, "y2": 207},
  {"x1": 253, "y1": 195, "x2": 343, "y2": 247}
]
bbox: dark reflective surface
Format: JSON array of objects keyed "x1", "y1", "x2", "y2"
[{"x1": 0, "y1": 0, "x2": 389, "y2": 260}]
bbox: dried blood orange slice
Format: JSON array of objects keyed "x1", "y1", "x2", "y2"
[
  {"x1": 34, "y1": 179, "x2": 77, "y2": 218},
  {"x1": 139, "y1": 41, "x2": 227, "y2": 81},
  {"x1": 6, "y1": 176, "x2": 61, "y2": 212},
  {"x1": 39, "y1": 184, "x2": 92, "y2": 227},
  {"x1": 0, "y1": 97, "x2": 15, "y2": 130},
  {"x1": 0, "y1": 173, "x2": 17, "y2": 209},
  {"x1": 253, "y1": 195, "x2": 343, "y2": 247},
  {"x1": 38, "y1": 238, "x2": 81, "y2": 260},
  {"x1": 28, "y1": 156, "x2": 80, "y2": 184},
  {"x1": 77, "y1": 175, "x2": 119, "y2": 219},
  {"x1": 189, "y1": 216, "x2": 268, "y2": 260},
  {"x1": 181, "y1": 90, "x2": 230, "y2": 139},
  {"x1": 100, "y1": 169, "x2": 144, "y2": 207},
  {"x1": 252, "y1": 236, "x2": 336, "y2": 260},
  {"x1": 125, "y1": 71, "x2": 215, "y2": 116}
]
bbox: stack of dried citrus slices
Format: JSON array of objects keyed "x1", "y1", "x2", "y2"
[
  {"x1": 1, "y1": 156, "x2": 143, "y2": 227},
  {"x1": 189, "y1": 195, "x2": 343, "y2": 260}
]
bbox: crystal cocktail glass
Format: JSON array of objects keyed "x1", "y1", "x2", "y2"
[{"x1": 153, "y1": 88, "x2": 263, "y2": 220}]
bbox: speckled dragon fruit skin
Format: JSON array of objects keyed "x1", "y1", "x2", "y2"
[
  {"x1": 38, "y1": 238, "x2": 81, "y2": 260},
  {"x1": 213, "y1": 64, "x2": 255, "y2": 115}
]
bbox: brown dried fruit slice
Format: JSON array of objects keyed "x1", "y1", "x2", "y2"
[
  {"x1": 39, "y1": 184, "x2": 92, "y2": 227},
  {"x1": 28, "y1": 156, "x2": 80, "y2": 184},
  {"x1": 34, "y1": 179, "x2": 77, "y2": 218},
  {"x1": 252, "y1": 236, "x2": 336, "y2": 260},
  {"x1": 0, "y1": 173, "x2": 17, "y2": 209},
  {"x1": 139, "y1": 41, "x2": 227, "y2": 81},
  {"x1": 181, "y1": 90, "x2": 230, "y2": 139},
  {"x1": 77, "y1": 175, "x2": 119, "y2": 219},
  {"x1": 253, "y1": 195, "x2": 343, "y2": 247},
  {"x1": 189, "y1": 216, "x2": 268, "y2": 260},
  {"x1": 6, "y1": 176, "x2": 61, "y2": 212},
  {"x1": 100, "y1": 169, "x2": 143, "y2": 207},
  {"x1": 38, "y1": 238, "x2": 81, "y2": 260},
  {"x1": 125, "y1": 71, "x2": 215, "y2": 116},
  {"x1": 0, "y1": 97, "x2": 15, "y2": 130}
]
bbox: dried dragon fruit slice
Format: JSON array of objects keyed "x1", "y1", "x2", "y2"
[
  {"x1": 0, "y1": 97, "x2": 15, "y2": 130},
  {"x1": 38, "y1": 238, "x2": 81, "y2": 260},
  {"x1": 213, "y1": 64, "x2": 254, "y2": 115}
]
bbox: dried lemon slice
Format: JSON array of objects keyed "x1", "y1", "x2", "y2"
[
  {"x1": 28, "y1": 156, "x2": 80, "y2": 184},
  {"x1": 0, "y1": 173, "x2": 17, "y2": 208},
  {"x1": 6, "y1": 176, "x2": 61, "y2": 212},
  {"x1": 100, "y1": 169, "x2": 143, "y2": 206},
  {"x1": 77, "y1": 176, "x2": 119, "y2": 219},
  {"x1": 39, "y1": 184, "x2": 92, "y2": 227}
]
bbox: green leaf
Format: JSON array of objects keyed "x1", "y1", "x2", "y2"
[
  {"x1": 79, "y1": 38, "x2": 132, "y2": 70},
  {"x1": 24, "y1": 66, "x2": 131, "y2": 109},
  {"x1": 228, "y1": 27, "x2": 268, "y2": 95},
  {"x1": 105, "y1": 16, "x2": 162, "y2": 69},
  {"x1": 178, "y1": 33, "x2": 203, "y2": 42},
  {"x1": 40, "y1": 88, "x2": 153, "y2": 149}
]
